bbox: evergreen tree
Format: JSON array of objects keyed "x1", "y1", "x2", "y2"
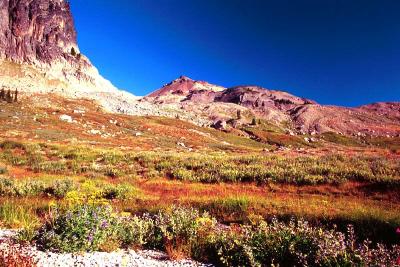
[
  {"x1": 71, "y1": 47, "x2": 78, "y2": 57},
  {"x1": 14, "y1": 89, "x2": 18, "y2": 103},
  {"x1": 0, "y1": 88, "x2": 4, "y2": 101},
  {"x1": 251, "y1": 117, "x2": 257, "y2": 125},
  {"x1": 6, "y1": 89, "x2": 12, "y2": 103}
]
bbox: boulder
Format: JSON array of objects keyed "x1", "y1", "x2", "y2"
[
  {"x1": 59, "y1": 114, "x2": 73, "y2": 123},
  {"x1": 212, "y1": 120, "x2": 227, "y2": 131}
]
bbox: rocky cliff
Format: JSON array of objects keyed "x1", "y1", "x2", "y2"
[
  {"x1": 0, "y1": 0, "x2": 77, "y2": 63},
  {"x1": 0, "y1": 0, "x2": 118, "y2": 95}
]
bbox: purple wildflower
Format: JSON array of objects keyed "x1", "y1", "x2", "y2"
[
  {"x1": 100, "y1": 220, "x2": 108, "y2": 229},
  {"x1": 88, "y1": 233, "x2": 94, "y2": 242}
]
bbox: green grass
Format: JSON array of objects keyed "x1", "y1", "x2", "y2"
[
  {"x1": 366, "y1": 136, "x2": 400, "y2": 151},
  {"x1": 1, "y1": 140, "x2": 399, "y2": 186},
  {"x1": 0, "y1": 139, "x2": 399, "y2": 245},
  {"x1": 202, "y1": 127, "x2": 272, "y2": 151},
  {"x1": 0, "y1": 200, "x2": 40, "y2": 229},
  {"x1": 321, "y1": 132, "x2": 363, "y2": 146},
  {"x1": 200, "y1": 196, "x2": 250, "y2": 223},
  {"x1": 243, "y1": 126, "x2": 312, "y2": 147},
  {"x1": 155, "y1": 153, "x2": 400, "y2": 185}
]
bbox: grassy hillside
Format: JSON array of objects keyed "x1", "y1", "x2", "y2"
[{"x1": 1, "y1": 95, "x2": 399, "y2": 265}]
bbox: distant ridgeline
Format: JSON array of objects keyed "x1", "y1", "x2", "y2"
[{"x1": 0, "y1": 88, "x2": 18, "y2": 103}]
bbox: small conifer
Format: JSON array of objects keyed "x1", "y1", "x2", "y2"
[
  {"x1": 14, "y1": 89, "x2": 18, "y2": 102},
  {"x1": 6, "y1": 89, "x2": 12, "y2": 103},
  {"x1": 0, "y1": 88, "x2": 4, "y2": 101},
  {"x1": 71, "y1": 47, "x2": 77, "y2": 57}
]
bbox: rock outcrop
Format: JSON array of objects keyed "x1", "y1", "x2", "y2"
[
  {"x1": 0, "y1": 0, "x2": 118, "y2": 95},
  {"x1": 0, "y1": 0, "x2": 77, "y2": 64}
]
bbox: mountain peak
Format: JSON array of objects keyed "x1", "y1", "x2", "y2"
[
  {"x1": 147, "y1": 76, "x2": 225, "y2": 98},
  {"x1": 176, "y1": 75, "x2": 193, "y2": 82}
]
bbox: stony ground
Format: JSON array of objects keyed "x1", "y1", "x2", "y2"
[{"x1": 0, "y1": 230, "x2": 212, "y2": 267}]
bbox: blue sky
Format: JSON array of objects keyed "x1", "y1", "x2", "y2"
[{"x1": 70, "y1": 0, "x2": 400, "y2": 106}]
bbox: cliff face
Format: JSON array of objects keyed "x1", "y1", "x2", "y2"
[
  {"x1": 0, "y1": 0, "x2": 78, "y2": 64},
  {"x1": 0, "y1": 0, "x2": 119, "y2": 95}
]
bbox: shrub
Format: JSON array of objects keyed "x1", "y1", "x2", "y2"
[
  {"x1": 2, "y1": 140, "x2": 399, "y2": 186},
  {"x1": 34, "y1": 161, "x2": 67, "y2": 174},
  {"x1": 26, "y1": 206, "x2": 400, "y2": 266},
  {"x1": 103, "y1": 166, "x2": 122, "y2": 178},
  {"x1": 205, "y1": 197, "x2": 249, "y2": 222},
  {"x1": 210, "y1": 219, "x2": 400, "y2": 267},
  {"x1": 35, "y1": 204, "x2": 120, "y2": 253},
  {"x1": 101, "y1": 184, "x2": 132, "y2": 200},
  {"x1": 0, "y1": 140, "x2": 25, "y2": 150},
  {"x1": 0, "y1": 178, "x2": 46, "y2": 197},
  {"x1": 118, "y1": 214, "x2": 155, "y2": 248},
  {"x1": 45, "y1": 179, "x2": 75, "y2": 198},
  {"x1": 0, "y1": 166, "x2": 7, "y2": 175},
  {"x1": 247, "y1": 219, "x2": 345, "y2": 266},
  {"x1": 13, "y1": 180, "x2": 45, "y2": 197},
  {"x1": 0, "y1": 178, "x2": 14, "y2": 196},
  {"x1": 210, "y1": 227, "x2": 258, "y2": 267},
  {"x1": 154, "y1": 206, "x2": 201, "y2": 259},
  {"x1": 0, "y1": 178, "x2": 75, "y2": 198},
  {"x1": 171, "y1": 168, "x2": 194, "y2": 181}
]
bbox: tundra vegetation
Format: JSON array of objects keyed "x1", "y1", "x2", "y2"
[
  {"x1": 0, "y1": 96, "x2": 400, "y2": 266},
  {"x1": 0, "y1": 138, "x2": 399, "y2": 266}
]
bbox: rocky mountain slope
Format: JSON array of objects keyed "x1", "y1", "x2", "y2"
[
  {"x1": 0, "y1": 0, "x2": 398, "y2": 139},
  {"x1": 143, "y1": 76, "x2": 400, "y2": 137}
]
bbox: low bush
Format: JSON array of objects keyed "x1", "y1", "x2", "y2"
[
  {"x1": 35, "y1": 161, "x2": 67, "y2": 174},
  {"x1": 204, "y1": 197, "x2": 249, "y2": 222},
  {"x1": 45, "y1": 179, "x2": 75, "y2": 198},
  {"x1": 63, "y1": 181, "x2": 135, "y2": 202},
  {"x1": 0, "y1": 178, "x2": 14, "y2": 196},
  {"x1": 35, "y1": 204, "x2": 120, "y2": 253},
  {"x1": 103, "y1": 166, "x2": 122, "y2": 178},
  {"x1": 26, "y1": 205, "x2": 400, "y2": 266},
  {"x1": 211, "y1": 220, "x2": 400, "y2": 267},
  {"x1": 0, "y1": 178, "x2": 45, "y2": 197},
  {"x1": 0, "y1": 140, "x2": 25, "y2": 150},
  {"x1": 0, "y1": 178, "x2": 74, "y2": 198},
  {"x1": 0, "y1": 166, "x2": 7, "y2": 175},
  {"x1": 118, "y1": 214, "x2": 155, "y2": 249},
  {"x1": 153, "y1": 206, "x2": 209, "y2": 259},
  {"x1": 101, "y1": 184, "x2": 133, "y2": 200},
  {"x1": 13, "y1": 180, "x2": 45, "y2": 197}
]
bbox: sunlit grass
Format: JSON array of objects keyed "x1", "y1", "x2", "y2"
[
  {"x1": 0, "y1": 139, "x2": 399, "y2": 244},
  {"x1": 0, "y1": 199, "x2": 43, "y2": 229}
]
